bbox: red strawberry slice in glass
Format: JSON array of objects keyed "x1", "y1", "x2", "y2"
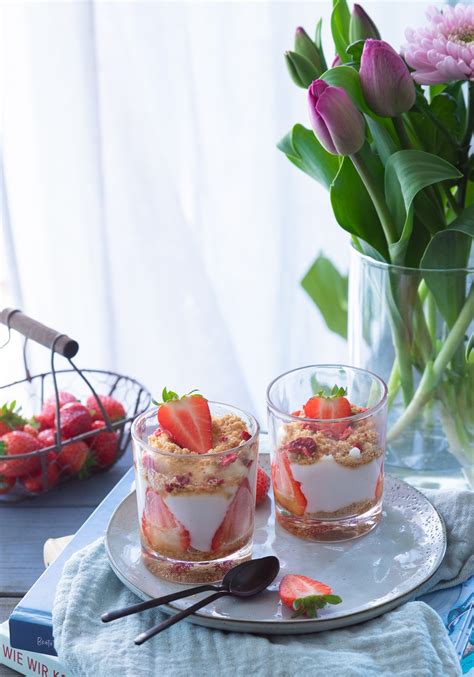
[
  {"x1": 141, "y1": 487, "x2": 190, "y2": 554},
  {"x1": 211, "y1": 478, "x2": 253, "y2": 552},
  {"x1": 158, "y1": 394, "x2": 212, "y2": 454},
  {"x1": 271, "y1": 453, "x2": 307, "y2": 516}
]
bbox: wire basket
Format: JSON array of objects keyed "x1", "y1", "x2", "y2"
[{"x1": 0, "y1": 308, "x2": 152, "y2": 501}]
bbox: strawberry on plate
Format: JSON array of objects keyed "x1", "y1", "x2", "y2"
[
  {"x1": 211, "y1": 478, "x2": 253, "y2": 552},
  {"x1": 57, "y1": 402, "x2": 93, "y2": 440},
  {"x1": 303, "y1": 385, "x2": 352, "y2": 419},
  {"x1": 0, "y1": 431, "x2": 41, "y2": 478},
  {"x1": 39, "y1": 391, "x2": 78, "y2": 428},
  {"x1": 279, "y1": 574, "x2": 342, "y2": 618},
  {"x1": 154, "y1": 388, "x2": 212, "y2": 454},
  {"x1": 21, "y1": 452, "x2": 60, "y2": 493},
  {"x1": 256, "y1": 465, "x2": 270, "y2": 506},
  {"x1": 56, "y1": 440, "x2": 90, "y2": 476},
  {"x1": 88, "y1": 420, "x2": 119, "y2": 468},
  {"x1": 141, "y1": 487, "x2": 190, "y2": 553},
  {"x1": 0, "y1": 401, "x2": 26, "y2": 436},
  {"x1": 271, "y1": 453, "x2": 307, "y2": 516},
  {"x1": 86, "y1": 394, "x2": 126, "y2": 423}
]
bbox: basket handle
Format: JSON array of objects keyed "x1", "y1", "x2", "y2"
[{"x1": 0, "y1": 308, "x2": 79, "y2": 358}]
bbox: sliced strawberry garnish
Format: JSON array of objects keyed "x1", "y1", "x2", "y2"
[
  {"x1": 211, "y1": 478, "x2": 253, "y2": 552},
  {"x1": 271, "y1": 453, "x2": 307, "y2": 516},
  {"x1": 279, "y1": 574, "x2": 342, "y2": 618},
  {"x1": 155, "y1": 388, "x2": 212, "y2": 454},
  {"x1": 141, "y1": 487, "x2": 190, "y2": 553},
  {"x1": 303, "y1": 385, "x2": 352, "y2": 419}
]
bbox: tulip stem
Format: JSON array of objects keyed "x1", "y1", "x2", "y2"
[
  {"x1": 393, "y1": 115, "x2": 411, "y2": 150},
  {"x1": 350, "y1": 153, "x2": 397, "y2": 246}
]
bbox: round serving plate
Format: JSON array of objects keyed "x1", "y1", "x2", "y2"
[{"x1": 105, "y1": 452, "x2": 446, "y2": 635}]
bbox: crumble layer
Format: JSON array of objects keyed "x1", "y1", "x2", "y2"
[{"x1": 281, "y1": 405, "x2": 383, "y2": 467}]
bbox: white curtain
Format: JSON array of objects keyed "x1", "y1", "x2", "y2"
[{"x1": 0, "y1": 1, "x2": 427, "y2": 420}]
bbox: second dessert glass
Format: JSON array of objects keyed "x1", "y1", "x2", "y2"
[
  {"x1": 132, "y1": 402, "x2": 259, "y2": 583},
  {"x1": 267, "y1": 365, "x2": 387, "y2": 542}
]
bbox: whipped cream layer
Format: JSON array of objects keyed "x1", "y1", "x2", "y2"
[
  {"x1": 290, "y1": 455, "x2": 382, "y2": 513},
  {"x1": 165, "y1": 491, "x2": 236, "y2": 552}
]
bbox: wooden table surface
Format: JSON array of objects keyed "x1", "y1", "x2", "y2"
[{"x1": 0, "y1": 451, "x2": 132, "y2": 676}]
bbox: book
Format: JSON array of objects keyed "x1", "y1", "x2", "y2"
[
  {"x1": 6, "y1": 467, "x2": 473, "y2": 674},
  {"x1": 8, "y1": 469, "x2": 134, "y2": 656},
  {"x1": 0, "y1": 620, "x2": 68, "y2": 676}
]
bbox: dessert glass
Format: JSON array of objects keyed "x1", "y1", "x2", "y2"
[
  {"x1": 132, "y1": 402, "x2": 259, "y2": 583},
  {"x1": 267, "y1": 365, "x2": 387, "y2": 542}
]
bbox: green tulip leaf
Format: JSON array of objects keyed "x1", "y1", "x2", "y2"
[
  {"x1": 385, "y1": 150, "x2": 462, "y2": 265},
  {"x1": 277, "y1": 124, "x2": 340, "y2": 190},
  {"x1": 345, "y1": 40, "x2": 365, "y2": 65},
  {"x1": 321, "y1": 65, "x2": 369, "y2": 113},
  {"x1": 301, "y1": 255, "x2": 348, "y2": 338},
  {"x1": 331, "y1": 156, "x2": 388, "y2": 258},
  {"x1": 331, "y1": 0, "x2": 351, "y2": 62},
  {"x1": 365, "y1": 117, "x2": 399, "y2": 165},
  {"x1": 420, "y1": 206, "x2": 474, "y2": 327}
]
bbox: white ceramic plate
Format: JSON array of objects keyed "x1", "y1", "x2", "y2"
[{"x1": 105, "y1": 455, "x2": 446, "y2": 634}]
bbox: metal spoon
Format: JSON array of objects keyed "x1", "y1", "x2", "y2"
[{"x1": 131, "y1": 555, "x2": 280, "y2": 645}]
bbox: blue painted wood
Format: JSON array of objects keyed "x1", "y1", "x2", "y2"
[{"x1": 0, "y1": 452, "x2": 132, "y2": 596}]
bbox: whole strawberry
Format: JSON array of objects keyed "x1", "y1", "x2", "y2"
[
  {"x1": 255, "y1": 465, "x2": 270, "y2": 506},
  {"x1": 21, "y1": 452, "x2": 59, "y2": 493},
  {"x1": 37, "y1": 391, "x2": 78, "y2": 429},
  {"x1": 58, "y1": 402, "x2": 92, "y2": 439},
  {"x1": 0, "y1": 431, "x2": 41, "y2": 478},
  {"x1": 38, "y1": 428, "x2": 58, "y2": 449},
  {"x1": 56, "y1": 440, "x2": 89, "y2": 475},
  {"x1": 86, "y1": 394, "x2": 126, "y2": 423},
  {"x1": 0, "y1": 401, "x2": 26, "y2": 436},
  {"x1": 88, "y1": 420, "x2": 119, "y2": 468}
]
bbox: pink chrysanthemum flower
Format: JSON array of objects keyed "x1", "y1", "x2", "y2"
[{"x1": 402, "y1": 4, "x2": 474, "y2": 84}]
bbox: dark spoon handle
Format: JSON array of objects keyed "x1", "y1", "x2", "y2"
[
  {"x1": 134, "y1": 591, "x2": 227, "y2": 644},
  {"x1": 101, "y1": 584, "x2": 219, "y2": 623}
]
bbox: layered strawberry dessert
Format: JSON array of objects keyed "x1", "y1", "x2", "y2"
[
  {"x1": 132, "y1": 389, "x2": 259, "y2": 583},
  {"x1": 271, "y1": 385, "x2": 384, "y2": 540}
]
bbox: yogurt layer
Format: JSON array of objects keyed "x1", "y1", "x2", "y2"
[
  {"x1": 290, "y1": 455, "x2": 383, "y2": 513},
  {"x1": 165, "y1": 490, "x2": 236, "y2": 552}
]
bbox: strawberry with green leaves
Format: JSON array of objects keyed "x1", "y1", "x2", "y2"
[
  {"x1": 303, "y1": 385, "x2": 352, "y2": 419},
  {"x1": 88, "y1": 420, "x2": 119, "y2": 467},
  {"x1": 0, "y1": 401, "x2": 26, "y2": 436},
  {"x1": 154, "y1": 388, "x2": 212, "y2": 454},
  {"x1": 279, "y1": 574, "x2": 342, "y2": 618},
  {"x1": 0, "y1": 431, "x2": 41, "y2": 478},
  {"x1": 86, "y1": 394, "x2": 126, "y2": 423}
]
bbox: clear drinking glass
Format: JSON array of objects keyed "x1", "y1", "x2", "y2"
[
  {"x1": 267, "y1": 365, "x2": 387, "y2": 542},
  {"x1": 131, "y1": 403, "x2": 259, "y2": 583}
]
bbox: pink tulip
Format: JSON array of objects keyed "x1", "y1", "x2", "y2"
[
  {"x1": 307, "y1": 80, "x2": 365, "y2": 156},
  {"x1": 360, "y1": 40, "x2": 416, "y2": 117}
]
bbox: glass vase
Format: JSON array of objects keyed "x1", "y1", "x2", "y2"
[{"x1": 348, "y1": 248, "x2": 474, "y2": 485}]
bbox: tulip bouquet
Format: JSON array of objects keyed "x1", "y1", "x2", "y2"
[{"x1": 279, "y1": 2, "x2": 474, "y2": 474}]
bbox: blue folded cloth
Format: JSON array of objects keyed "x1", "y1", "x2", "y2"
[{"x1": 53, "y1": 488, "x2": 473, "y2": 677}]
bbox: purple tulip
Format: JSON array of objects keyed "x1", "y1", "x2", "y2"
[
  {"x1": 307, "y1": 80, "x2": 365, "y2": 156},
  {"x1": 360, "y1": 40, "x2": 416, "y2": 117}
]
